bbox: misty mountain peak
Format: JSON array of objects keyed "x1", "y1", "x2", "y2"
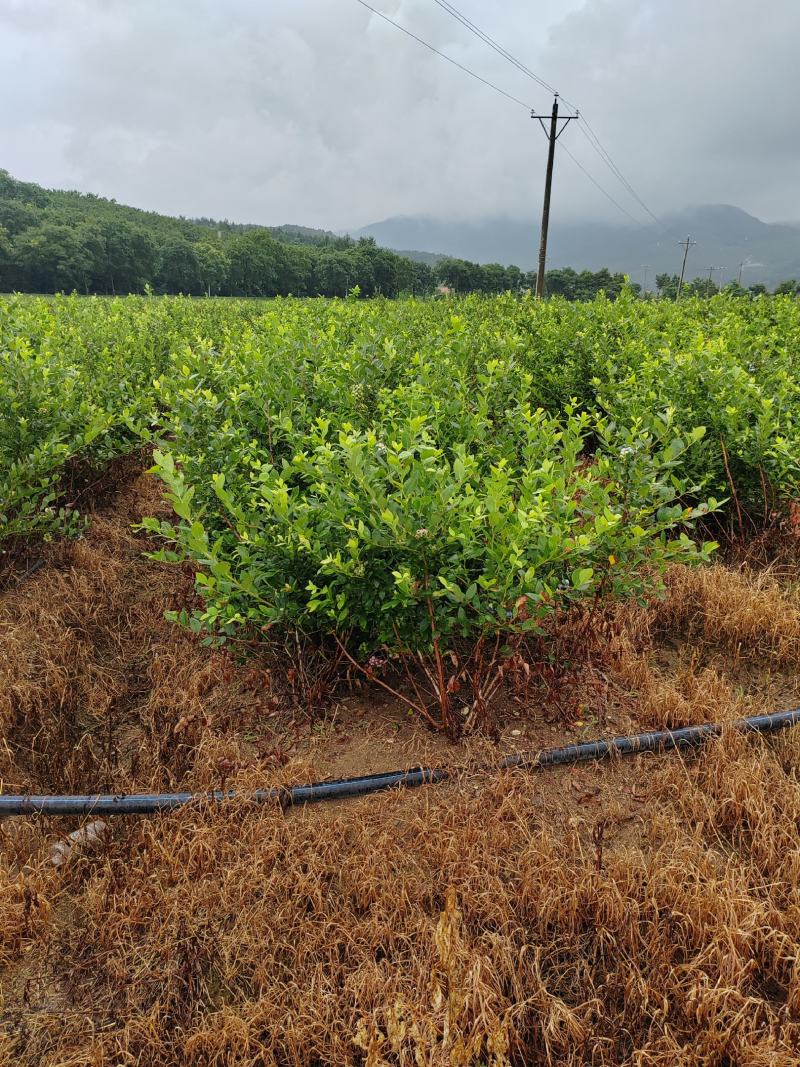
[{"x1": 354, "y1": 205, "x2": 799, "y2": 285}]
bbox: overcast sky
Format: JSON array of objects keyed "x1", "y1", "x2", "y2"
[{"x1": 1, "y1": 0, "x2": 798, "y2": 230}]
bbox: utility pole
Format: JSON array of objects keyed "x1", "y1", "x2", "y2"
[
  {"x1": 675, "y1": 235, "x2": 696, "y2": 302},
  {"x1": 531, "y1": 94, "x2": 578, "y2": 298},
  {"x1": 704, "y1": 266, "x2": 724, "y2": 295},
  {"x1": 641, "y1": 265, "x2": 650, "y2": 295},
  {"x1": 706, "y1": 265, "x2": 723, "y2": 293}
]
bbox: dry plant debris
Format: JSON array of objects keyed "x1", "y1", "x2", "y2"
[{"x1": 1, "y1": 463, "x2": 800, "y2": 1064}]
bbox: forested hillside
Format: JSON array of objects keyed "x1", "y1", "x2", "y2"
[
  {"x1": 0, "y1": 170, "x2": 640, "y2": 299},
  {"x1": 0, "y1": 170, "x2": 435, "y2": 297}
]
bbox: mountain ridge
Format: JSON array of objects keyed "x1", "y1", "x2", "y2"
[{"x1": 352, "y1": 206, "x2": 800, "y2": 286}]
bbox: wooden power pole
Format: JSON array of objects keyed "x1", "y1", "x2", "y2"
[
  {"x1": 532, "y1": 94, "x2": 578, "y2": 298},
  {"x1": 675, "y1": 235, "x2": 696, "y2": 302}
]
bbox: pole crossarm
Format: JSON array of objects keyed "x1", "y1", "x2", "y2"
[{"x1": 534, "y1": 115, "x2": 578, "y2": 138}]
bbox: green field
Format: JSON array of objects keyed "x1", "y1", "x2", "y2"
[{"x1": 2, "y1": 290, "x2": 799, "y2": 728}]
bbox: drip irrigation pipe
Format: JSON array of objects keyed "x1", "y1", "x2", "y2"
[
  {"x1": 1, "y1": 707, "x2": 799, "y2": 817},
  {"x1": 2, "y1": 557, "x2": 45, "y2": 591}
]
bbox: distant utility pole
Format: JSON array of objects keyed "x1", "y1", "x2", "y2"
[
  {"x1": 641, "y1": 265, "x2": 650, "y2": 294},
  {"x1": 705, "y1": 266, "x2": 724, "y2": 294},
  {"x1": 531, "y1": 94, "x2": 579, "y2": 298},
  {"x1": 675, "y1": 235, "x2": 696, "y2": 302},
  {"x1": 738, "y1": 259, "x2": 752, "y2": 286}
]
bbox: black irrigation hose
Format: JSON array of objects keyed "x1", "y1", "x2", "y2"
[
  {"x1": 1, "y1": 557, "x2": 45, "y2": 591},
  {"x1": 2, "y1": 708, "x2": 799, "y2": 818}
]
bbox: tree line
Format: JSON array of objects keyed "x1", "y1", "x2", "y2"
[
  {"x1": 2, "y1": 170, "x2": 797, "y2": 300},
  {"x1": 0, "y1": 170, "x2": 436, "y2": 297},
  {"x1": 652, "y1": 272, "x2": 799, "y2": 299}
]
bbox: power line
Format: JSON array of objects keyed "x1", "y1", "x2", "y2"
[
  {"x1": 430, "y1": 0, "x2": 560, "y2": 99},
  {"x1": 558, "y1": 143, "x2": 647, "y2": 227},
  {"x1": 576, "y1": 119, "x2": 663, "y2": 227},
  {"x1": 427, "y1": 0, "x2": 661, "y2": 227},
  {"x1": 353, "y1": 0, "x2": 534, "y2": 111}
]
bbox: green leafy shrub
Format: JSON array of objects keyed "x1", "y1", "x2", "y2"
[
  {"x1": 0, "y1": 293, "x2": 265, "y2": 545},
  {"x1": 145, "y1": 406, "x2": 716, "y2": 731}
]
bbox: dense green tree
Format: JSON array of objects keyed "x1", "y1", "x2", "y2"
[
  {"x1": 196, "y1": 243, "x2": 230, "y2": 296},
  {"x1": 774, "y1": 279, "x2": 798, "y2": 296},
  {"x1": 348, "y1": 244, "x2": 376, "y2": 297},
  {"x1": 0, "y1": 199, "x2": 40, "y2": 236},
  {"x1": 546, "y1": 267, "x2": 578, "y2": 298},
  {"x1": 685, "y1": 276, "x2": 719, "y2": 298},
  {"x1": 0, "y1": 169, "x2": 47, "y2": 221},
  {"x1": 505, "y1": 265, "x2": 523, "y2": 292},
  {"x1": 155, "y1": 237, "x2": 202, "y2": 294},
  {"x1": 539, "y1": 266, "x2": 629, "y2": 300},
  {"x1": 409, "y1": 261, "x2": 435, "y2": 296},
  {"x1": 12, "y1": 223, "x2": 96, "y2": 292},
  {"x1": 656, "y1": 273, "x2": 679, "y2": 299},
  {"x1": 0, "y1": 224, "x2": 12, "y2": 289},
  {"x1": 393, "y1": 254, "x2": 416, "y2": 295},
  {"x1": 314, "y1": 252, "x2": 351, "y2": 297},
  {"x1": 435, "y1": 257, "x2": 479, "y2": 293},
  {"x1": 227, "y1": 232, "x2": 284, "y2": 296},
  {"x1": 97, "y1": 221, "x2": 156, "y2": 293},
  {"x1": 371, "y1": 248, "x2": 401, "y2": 296},
  {"x1": 582, "y1": 268, "x2": 624, "y2": 299},
  {"x1": 480, "y1": 263, "x2": 511, "y2": 293},
  {"x1": 282, "y1": 245, "x2": 313, "y2": 296},
  {"x1": 724, "y1": 279, "x2": 748, "y2": 297}
]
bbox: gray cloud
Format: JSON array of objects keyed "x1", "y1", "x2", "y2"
[{"x1": 1, "y1": 0, "x2": 798, "y2": 229}]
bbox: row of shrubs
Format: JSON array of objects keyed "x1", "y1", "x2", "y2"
[{"x1": 4, "y1": 291, "x2": 798, "y2": 728}]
